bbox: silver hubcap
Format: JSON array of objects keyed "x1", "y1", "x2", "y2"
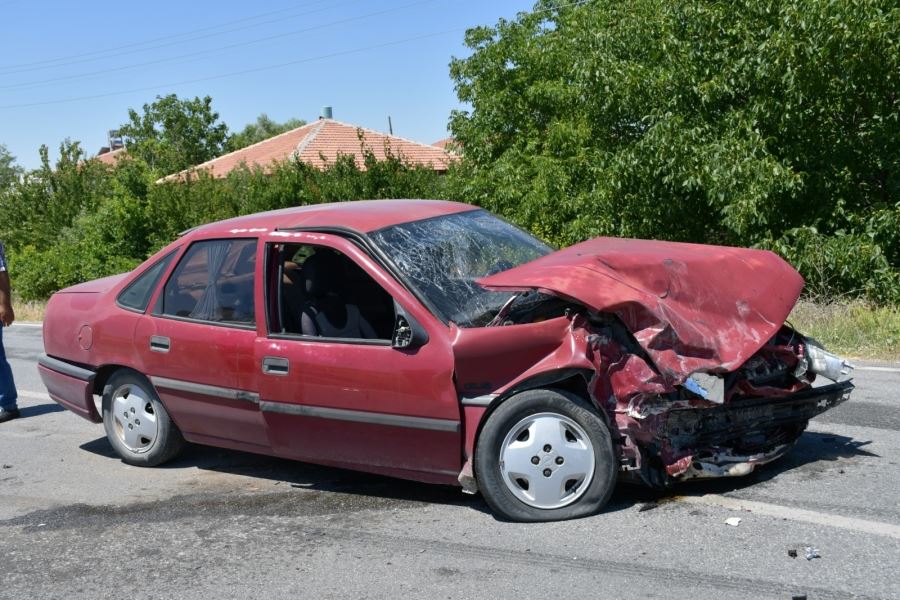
[
  {"x1": 111, "y1": 384, "x2": 158, "y2": 453},
  {"x1": 499, "y1": 412, "x2": 595, "y2": 509}
]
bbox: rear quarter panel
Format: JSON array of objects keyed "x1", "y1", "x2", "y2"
[{"x1": 43, "y1": 287, "x2": 142, "y2": 371}]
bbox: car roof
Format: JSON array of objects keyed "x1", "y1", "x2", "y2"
[{"x1": 184, "y1": 199, "x2": 477, "y2": 238}]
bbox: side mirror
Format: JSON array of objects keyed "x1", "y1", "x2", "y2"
[{"x1": 392, "y1": 302, "x2": 429, "y2": 349}]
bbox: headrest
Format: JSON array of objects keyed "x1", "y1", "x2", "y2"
[{"x1": 303, "y1": 251, "x2": 341, "y2": 297}]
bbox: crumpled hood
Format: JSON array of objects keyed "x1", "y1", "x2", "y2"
[
  {"x1": 478, "y1": 236, "x2": 804, "y2": 381},
  {"x1": 57, "y1": 273, "x2": 128, "y2": 294}
]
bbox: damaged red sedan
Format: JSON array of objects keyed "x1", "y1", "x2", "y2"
[{"x1": 39, "y1": 200, "x2": 853, "y2": 521}]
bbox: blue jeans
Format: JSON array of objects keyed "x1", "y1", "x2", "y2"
[{"x1": 0, "y1": 325, "x2": 17, "y2": 410}]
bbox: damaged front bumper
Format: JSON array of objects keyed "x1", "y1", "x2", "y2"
[{"x1": 649, "y1": 381, "x2": 854, "y2": 482}]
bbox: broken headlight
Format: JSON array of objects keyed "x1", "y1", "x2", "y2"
[{"x1": 800, "y1": 338, "x2": 854, "y2": 382}]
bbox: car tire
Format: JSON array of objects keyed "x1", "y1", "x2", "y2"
[
  {"x1": 474, "y1": 388, "x2": 617, "y2": 522},
  {"x1": 102, "y1": 369, "x2": 185, "y2": 467}
]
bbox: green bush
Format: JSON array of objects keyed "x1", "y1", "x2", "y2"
[
  {"x1": 448, "y1": 0, "x2": 899, "y2": 302},
  {"x1": 1, "y1": 143, "x2": 449, "y2": 301},
  {"x1": 1, "y1": 0, "x2": 897, "y2": 304}
]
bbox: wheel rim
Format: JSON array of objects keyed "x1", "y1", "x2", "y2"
[
  {"x1": 111, "y1": 383, "x2": 158, "y2": 454},
  {"x1": 499, "y1": 412, "x2": 595, "y2": 510}
]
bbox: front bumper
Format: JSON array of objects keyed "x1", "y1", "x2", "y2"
[{"x1": 659, "y1": 381, "x2": 854, "y2": 480}]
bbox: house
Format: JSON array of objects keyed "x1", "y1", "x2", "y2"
[
  {"x1": 159, "y1": 117, "x2": 456, "y2": 183},
  {"x1": 93, "y1": 130, "x2": 127, "y2": 166},
  {"x1": 431, "y1": 137, "x2": 458, "y2": 152},
  {"x1": 93, "y1": 147, "x2": 127, "y2": 166}
]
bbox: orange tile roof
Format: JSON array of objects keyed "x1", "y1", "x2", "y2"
[
  {"x1": 160, "y1": 119, "x2": 456, "y2": 183},
  {"x1": 93, "y1": 147, "x2": 127, "y2": 166}
]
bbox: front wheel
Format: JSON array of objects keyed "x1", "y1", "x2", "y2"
[
  {"x1": 102, "y1": 369, "x2": 185, "y2": 466},
  {"x1": 474, "y1": 389, "x2": 617, "y2": 522}
]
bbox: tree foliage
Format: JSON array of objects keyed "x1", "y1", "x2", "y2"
[
  {"x1": 2, "y1": 2, "x2": 897, "y2": 305},
  {"x1": 118, "y1": 94, "x2": 230, "y2": 175},
  {"x1": 225, "y1": 113, "x2": 307, "y2": 152},
  {"x1": 449, "y1": 0, "x2": 899, "y2": 301},
  {"x1": 0, "y1": 144, "x2": 21, "y2": 190},
  {"x1": 1, "y1": 140, "x2": 446, "y2": 301}
]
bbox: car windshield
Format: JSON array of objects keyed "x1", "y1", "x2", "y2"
[{"x1": 369, "y1": 209, "x2": 553, "y2": 326}]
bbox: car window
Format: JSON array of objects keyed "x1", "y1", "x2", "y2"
[
  {"x1": 269, "y1": 243, "x2": 394, "y2": 341},
  {"x1": 161, "y1": 238, "x2": 257, "y2": 325},
  {"x1": 117, "y1": 250, "x2": 177, "y2": 312}
]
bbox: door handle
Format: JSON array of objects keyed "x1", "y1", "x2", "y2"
[
  {"x1": 262, "y1": 356, "x2": 290, "y2": 376},
  {"x1": 150, "y1": 336, "x2": 170, "y2": 353}
]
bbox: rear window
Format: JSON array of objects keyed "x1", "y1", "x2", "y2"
[
  {"x1": 160, "y1": 238, "x2": 257, "y2": 325},
  {"x1": 117, "y1": 251, "x2": 177, "y2": 312}
]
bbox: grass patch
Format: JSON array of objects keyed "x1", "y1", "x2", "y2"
[
  {"x1": 789, "y1": 299, "x2": 900, "y2": 362},
  {"x1": 11, "y1": 298, "x2": 46, "y2": 322}
]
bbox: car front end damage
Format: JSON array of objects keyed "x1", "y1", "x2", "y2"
[
  {"x1": 584, "y1": 317, "x2": 853, "y2": 486},
  {"x1": 473, "y1": 235, "x2": 856, "y2": 488}
]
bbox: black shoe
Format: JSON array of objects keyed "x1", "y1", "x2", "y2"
[{"x1": 0, "y1": 408, "x2": 20, "y2": 423}]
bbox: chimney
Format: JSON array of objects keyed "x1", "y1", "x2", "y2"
[{"x1": 320, "y1": 106, "x2": 333, "y2": 120}]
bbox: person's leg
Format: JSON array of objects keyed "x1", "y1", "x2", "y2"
[{"x1": 0, "y1": 325, "x2": 18, "y2": 411}]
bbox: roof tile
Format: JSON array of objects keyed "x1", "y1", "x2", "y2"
[{"x1": 160, "y1": 119, "x2": 455, "y2": 182}]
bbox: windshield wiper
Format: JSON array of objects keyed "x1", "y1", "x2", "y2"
[{"x1": 487, "y1": 293, "x2": 520, "y2": 327}]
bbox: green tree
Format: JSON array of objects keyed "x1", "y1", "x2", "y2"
[
  {"x1": 226, "y1": 113, "x2": 306, "y2": 152},
  {"x1": 119, "y1": 94, "x2": 229, "y2": 175},
  {"x1": 0, "y1": 144, "x2": 21, "y2": 190},
  {"x1": 448, "y1": 0, "x2": 899, "y2": 300}
]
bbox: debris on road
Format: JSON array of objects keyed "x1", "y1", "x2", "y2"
[
  {"x1": 724, "y1": 517, "x2": 742, "y2": 527},
  {"x1": 788, "y1": 549, "x2": 798, "y2": 558},
  {"x1": 805, "y1": 547, "x2": 821, "y2": 560}
]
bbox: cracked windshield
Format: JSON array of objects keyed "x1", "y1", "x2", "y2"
[{"x1": 370, "y1": 210, "x2": 552, "y2": 326}]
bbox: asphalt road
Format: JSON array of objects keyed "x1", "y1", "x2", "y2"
[{"x1": 2, "y1": 323, "x2": 899, "y2": 600}]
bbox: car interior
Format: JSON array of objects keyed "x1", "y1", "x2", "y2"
[
  {"x1": 160, "y1": 239, "x2": 257, "y2": 325},
  {"x1": 274, "y1": 243, "x2": 395, "y2": 341}
]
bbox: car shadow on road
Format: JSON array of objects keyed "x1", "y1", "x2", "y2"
[
  {"x1": 78, "y1": 430, "x2": 875, "y2": 519},
  {"x1": 608, "y1": 430, "x2": 879, "y2": 508},
  {"x1": 18, "y1": 402, "x2": 65, "y2": 418},
  {"x1": 79, "y1": 435, "x2": 492, "y2": 515}
]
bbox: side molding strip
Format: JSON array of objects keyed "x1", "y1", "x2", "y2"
[
  {"x1": 38, "y1": 354, "x2": 96, "y2": 382},
  {"x1": 259, "y1": 401, "x2": 460, "y2": 433},
  {"x1": 460, "y1": 394, "x2": 497, "y2": 407},
  {"x1": 150, "y1": 376, "x2": 260, "y2": 405}
]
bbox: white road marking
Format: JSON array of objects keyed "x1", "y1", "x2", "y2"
[
  {"x1": 854, "y1": 365, "x2": 900, "y2": 373},
  {"x1": 9, "y1": 322, "x2": 42, "y2": 328},
  {"x1": 676, "y1": 494, "x2": 900, "y2": 540}
]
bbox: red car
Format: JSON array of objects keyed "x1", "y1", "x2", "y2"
[{"x1": 39, "y1": 200, "x2": 853, "y2": 521}]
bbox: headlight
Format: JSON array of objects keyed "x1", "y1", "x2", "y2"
[{"x1": 803, "y1": 338, "x2": 853, "y2": 382}]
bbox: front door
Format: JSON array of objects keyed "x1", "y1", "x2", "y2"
[{"x1": 254, "y1": 233, "x2": 461, "y2": 483}]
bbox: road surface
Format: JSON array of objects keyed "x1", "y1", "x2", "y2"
[{"x1": 2, "y1": 323, "x2": 898, "y2": 599}]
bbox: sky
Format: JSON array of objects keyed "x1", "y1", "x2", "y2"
[{"x1": 0, "y1": 0, "x2": 534, "y2": 170}]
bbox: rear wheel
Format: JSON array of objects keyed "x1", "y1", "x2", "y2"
[
  {"x1": 102, "y1": 369, "x2": 185, "y2": 466},
  {"x1": 475, "y1": 389, "x2": 617, "y2": 522}
]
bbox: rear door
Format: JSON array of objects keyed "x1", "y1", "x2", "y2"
[
  {"x1": 135, "y1": 237, "x2": 267, "y2": 451},
  {"x1": 254, "y1": 232, "x2": 462, "y2": 483}
]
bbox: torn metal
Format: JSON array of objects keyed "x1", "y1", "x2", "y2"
[{"x1": 453, "y1": 237, "x2": 855, "y2": 488}]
